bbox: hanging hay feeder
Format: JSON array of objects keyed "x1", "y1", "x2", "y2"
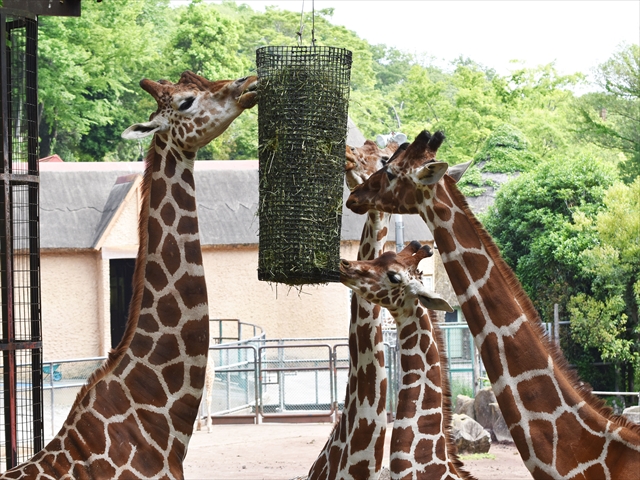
[{"x1": 256, "y1": 45, "x2": 352, "y2": 285}]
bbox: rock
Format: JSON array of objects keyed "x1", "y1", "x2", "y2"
[
  {"x1": 474, "y1": 387, "x2": 497, "y2": 429},
  {"x1": 451, "y1": 413, "x2": 491, "y2": 454},
  {"x1": 490, "y1": 402, "x2": 513, "y2": 443},
  {"x1": 622, "y1": 406, "x2": 640, "y2": 424},
  {"x1": 455, "y1": 394, "x2": 475, "y2": 418}
]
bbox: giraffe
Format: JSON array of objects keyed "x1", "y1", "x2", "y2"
[
  {"x1": 1, "y1": 71, "x2": 258, "y2": 479},
  {"x1": 346, "y1": 130, "x2": 640, "y2": 479},
  {"x1": 195, "y1": 350, "x2": 215, "y2": 433},
  {"x1": 307, "y1": 137, "x2": 404, "y2": 480},
  {"x1": 340, "y1": 240, "x2": 475, "y2": 480}
]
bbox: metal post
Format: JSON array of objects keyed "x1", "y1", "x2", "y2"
[
  {"x1": 394, "y1": 214, "x2": 404, "y2": 252},
  {"x1": 49, "y1": 363, "x2": 54, "y2": 437},
  {"x1": 554, "y1": 304, "x2": 560, "y2": 345}
]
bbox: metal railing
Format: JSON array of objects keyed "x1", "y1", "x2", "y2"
[{"x1": 35, "y1": 322, "x2": 640, "y2": 435}]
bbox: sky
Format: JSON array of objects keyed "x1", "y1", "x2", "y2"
[{"x1": 171, "y1": 0, "x2": 639, "y2": 83}]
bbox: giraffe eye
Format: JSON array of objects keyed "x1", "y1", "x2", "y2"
[
  {"x1": 178, "y1": 97, "x2": 195, "y2": 111},
  {"x1": 385, "y1": 167, "x2": 396, "y2": 182},
  {"x1": 388, "y1": 272, "x2": 402, "y2": 284}
]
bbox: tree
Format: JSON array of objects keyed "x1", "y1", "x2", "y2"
[
  {"x1": 568, "y1": 178, "x2": 640, "y2": 390},
  {"x1": 576, "y1": 44, "x2": 640, "y2": 182},
  {"x1": 38, "y1": 0, "x2": 169, "y2": 161},
  {"x1": 482, "y1": 153, "x2": 640, "y2": 390}
]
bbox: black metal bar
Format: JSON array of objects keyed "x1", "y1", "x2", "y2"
[
  {"x1": 0, "y1": 11, "x2": 19, "y2": 469},
  {"x1": 0, "y1": 340, "x2": 42, "y2": 350},
  {"x1": 0, "y1": 173, "x2": 39, "y2": 184}
]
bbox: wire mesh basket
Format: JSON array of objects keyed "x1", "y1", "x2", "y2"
[{"x1": 256, "y1": 46, "x2": 352, "y2": 285}]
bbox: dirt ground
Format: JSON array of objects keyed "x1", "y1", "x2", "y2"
[{"x1": 183, "y1": 422, "x2": 531, "y2": 480}]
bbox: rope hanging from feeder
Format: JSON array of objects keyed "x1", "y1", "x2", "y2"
[
  {"x1": 256, "y1": 3, "x2": 352, "y2": 286},
  {"x1": 296, "y1": 0, "x2": 316, "y2": 47}
]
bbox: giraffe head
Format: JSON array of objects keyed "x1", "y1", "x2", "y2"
[
  {"x1": 346, "y1": 130, "x2": 470, "y2": 215},
  {"x1": 340, "y1": 240, "x2": 453, "y2": 318},
  {"x1": 344, "y1": 138, "x2": 406, "y2": 190},
  {"x1": 122, "y1": 70, "x2": 258, "y2": 151}
]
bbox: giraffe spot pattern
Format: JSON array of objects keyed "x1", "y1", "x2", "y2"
[
  {"x1": 150, "y1": 178, "x2": 167, "y2": 211},
  {"x1": 181, "y1": 318, "x2": 209, "y2": 357},
  {"x1": 130, "y1": 333, "x2": 154, "y2": 359},
  {"x1": 138, "y1": 312, "x2": 160, "y2": 333},
  {"x1": 184, "y1": 240, "x2": 203, "y2": 265},
  {"x1": 175, "y1": 273, "x2": 207, "y2": 310},
  {"x1": 146, "y1": 260, "x2": 169, "y2": 292},
  {"x1": 503, "y1": 324, "x2": 550, "y2": 377},
  {"x1": 161, "y1": 202, "x2": 176, "y2": 227},
  {"x1": 416, "y1": 413, "x2": 442, "y2": 436},
  {"x1": 162, "y1": 362, "x2": 185, "y2": 394},
  {"x1": 555, "y1": 411, "x2": 605, "y2": 476},
  {"x1": 147, "y1": 216, "x2": 164, "y2": 253},
  {"x1": 517, "y1": 375, "x2": 562, "y2": 414},
  {"x1": 148, "y1": 333, "x2": 181, "y2": 365},
  {"x1": 138, "y1": 408, "x2": 171, "y2": 450},
  {"x1": 93, "y1": 381, "x2": 132, "y2": 418},
  {"x1": 479, "y1": 332, "x2": 504, "y2": 379},
  {"x1": 530, "y1": 419, "x2": 555, "y2": 465},
  {"x1": 350, "y1": 418, "x2": 377, "y2": 453},
  {"x1": 161, "y1": 233, "x2": 182, "y2": 275},
  {"x1": 156, "y1": 293, "x2": 181, "y2": 328},
  {"x1": 125, "y1": 363, "x2": 168, "y2": 407},
  {"x1": 177, "y1": 216, "x2": 198, "y2": 235}
]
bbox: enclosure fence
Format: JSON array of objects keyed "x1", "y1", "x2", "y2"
[
  {"x1": 16, "y1": 322, "x2": 640, "y2": 447},
  {"x1": 0, "y1": 9, "x2": 42, "y2": 471}
]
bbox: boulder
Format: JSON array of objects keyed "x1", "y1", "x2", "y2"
[
  {"x1": 474, "y1": 387, "x2": 497, "y2": 429},
  {"x1": 455, "y1": 394, "x2": 475, "y2": 418},
  {"x1": 490, "y1": 402, "x2": 513, "y2": 443},
  {"x1": 622, "y1": 406, "x2": 640, "y2": 424},
  {"x1": 451, "y1": 413, "x2": 491, "y2": 454}
]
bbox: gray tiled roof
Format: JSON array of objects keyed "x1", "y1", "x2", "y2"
[{"x1": 39, "y1": 161, "x2": 434, "y2": 250}]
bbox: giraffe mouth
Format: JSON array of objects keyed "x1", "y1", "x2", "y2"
[{"x1": 238, "y1": 80, "x2": 258, "y2": 108}]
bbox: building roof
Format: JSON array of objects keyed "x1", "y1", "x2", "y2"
[{"x1": 39, "y1": 161, "x2": 434, "y2": 250}]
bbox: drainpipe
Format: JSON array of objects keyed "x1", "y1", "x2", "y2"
[{"x1": 394, "y1": 214, "x2": 404, "y2": 252}]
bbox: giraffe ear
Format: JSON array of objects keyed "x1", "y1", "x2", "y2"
[
  {"x1": 417, "y1": 290, "x2": 453, "y2": 312},
  {"x1": 121, "y1": 117, "x2": 169, "y2": 140},
  {"x1": 415, "y1": 161, "x2": 449, "y2": 185},
  {"x1": 448, "y1": 160, "x2": 473, "y2": 183}
]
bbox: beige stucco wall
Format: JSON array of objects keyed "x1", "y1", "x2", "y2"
[
  {"x1": 202, "y1": 243, "x2": 361, "y2": 341},
  {"x1": 41, "y1": 251, "x2": 102, "y2": 361},
  {"x1": 39, "y1": 177, "x2": 438, "y2": 361}
]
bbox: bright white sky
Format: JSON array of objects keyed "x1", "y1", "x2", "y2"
[{"x1": 171, "y1": 0, "x2": 639, "y2": 81}]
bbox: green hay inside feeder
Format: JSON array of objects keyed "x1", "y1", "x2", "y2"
[{"x1": 256, "y1": 46, "x2": 352, "y2": 286}]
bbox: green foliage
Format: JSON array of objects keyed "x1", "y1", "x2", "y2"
[
  {"x1": 459, "y1": 453, "x2": 496, "y2": 461},
  {"x1": 473, "y1": 124, "x2": 538, "y2": 173},
  {"x1": 568, "y1": 294, "x2": 637, "y2": 370},
  {"x1": 484, "y1": 154, "x2": 616, "y2": 322},
  {"x1": 166, "y1": 0, "x2": 250, "y2": 81},
  {"x1": 575, "y1": 44, "x2": 640, "y2": 183},
  {"x1": 485, "y1": 157, "x2": 640, "y2": 389},
  {"x1": 38, "y1": 0, "x2": 168, "y2": 161}
]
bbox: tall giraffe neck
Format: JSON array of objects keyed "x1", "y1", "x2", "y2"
[
  {"x1": 0, "y1": 137, "x2": 209, "y2": 480},
  {"x1": 308, "y1": 210, "x2": 389, "y2": 480},
  {"x1": 422, "y1": 175, "x2": 640, "y2": 479},
  {"x1": 390, "y1": 305, "x2": 470, "y2": 480}
]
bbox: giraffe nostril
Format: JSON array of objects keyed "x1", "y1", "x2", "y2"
[{"x1": 340, "y1": 259, "x2": 350, "y2": 270}]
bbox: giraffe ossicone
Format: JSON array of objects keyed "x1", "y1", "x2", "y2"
[
  {"x1": 1, "y1": 71, "x2": 257, "y2": 479},
  {"x1": 346, "y1": 130, "x2": 640, "y2": 480}
]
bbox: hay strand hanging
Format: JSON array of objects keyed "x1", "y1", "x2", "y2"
[{"x1": 256, "y1": 46, "x2": 352, "y2": 285}]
